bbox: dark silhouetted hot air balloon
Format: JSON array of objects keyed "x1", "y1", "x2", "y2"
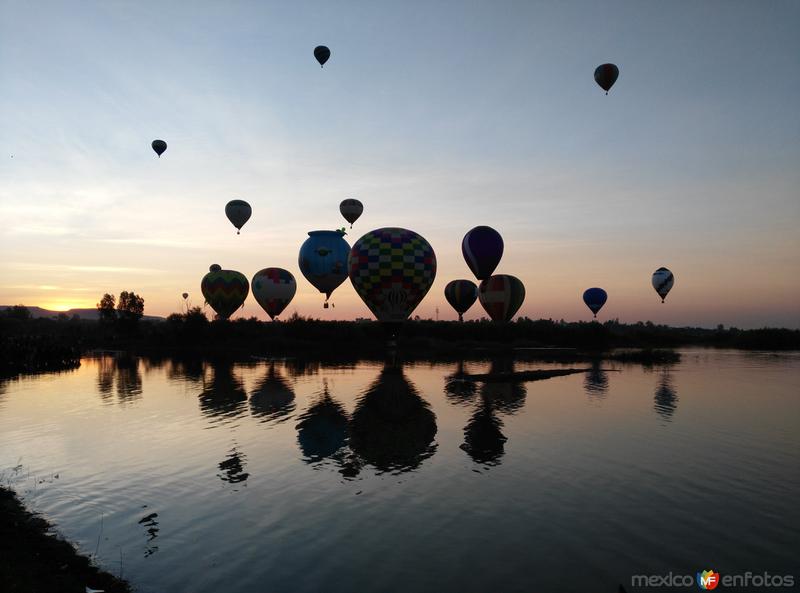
[
  {"x1": 201, "y1": 267, "x2": 249, "y2": 320},
  {"x1": 339, "y1": 198, "x2": 363, "y2": 228},
  {"x1": 225, "y1": 200, "x2": 252, "y2": 234},
  {"x1": 594, "y1": 63, "x2": 619, "y2": 94},
  {"x1": 652, "y1": 267, "x2": 675, "y2": 303},
  {"x1": 299, "y1": 230, "x2": 350, "y2": 307},
  {"x1": 314, "y1": 45, "x2": 330, "y2": 67},
  {"x1": 444, "y1": 279, "x2": 478, "y2": 322},
  {"x1": 478, "y1": 274, "x2": 525, "y2": 322},
  {"x1": 582, "y1": 287, "x2": 608, "y2": 318},
  {"x1": 348, "y1": 228, "x2": 436, "y2": 333},
  {"x1": 151, "y1": 139, "x2": 167, "y2": 157},
  {"x1": 182, "y1": 292, "x2": 189, "y2": 300},
  {"x1": 252, "y1": 268, "x2": 296, "y2": 320},
  {"x1": 462, "y1": 226, "x2": 503, "y2": 280},
  {"x1": 209, "y1": 264, "x2": 221, "y2": 272}
]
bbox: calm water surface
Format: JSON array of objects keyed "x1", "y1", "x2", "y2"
[{"x1": 1, "y1": 350, "x2": 798, "y2": 592}]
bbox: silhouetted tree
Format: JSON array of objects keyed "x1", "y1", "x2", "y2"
[
  {"x1": 117, "y1": 291, "x2": 145, "y2": 321},
  {"x1": 97, "y1": 293, "x2": 117, "y2": 323},
  {"x1": 5, "y1": 304, "x2": 31, "y2": 320}
]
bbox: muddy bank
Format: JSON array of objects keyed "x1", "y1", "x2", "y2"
[{"x1": 0, "y1": 487, "x2": 130, "y2": 593}]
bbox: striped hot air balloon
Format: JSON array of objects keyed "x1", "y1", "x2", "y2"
[
  {"x1": 651, "y1": 267, "x2": 675, "y2": 303},
  {"x1": 444, "y1": 279, "x2": 478, "y2": 321},
  {"x1": 201, "y1": 268, "x2": 249, "y2": 320},
  {"x1": 478, "y1": 274, "x2": 525, "y2": 322}
]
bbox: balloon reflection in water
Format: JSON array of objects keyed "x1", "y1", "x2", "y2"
[
  {"x1": 296, "y1": 381, "x2": 349, "y2": 464},
  {"x1": 217, "y1": 446, "x2": 250, "y2": 486},
  {"x1": 197, "y1": 363, "x2": 248, "y2": 423},
  {"x1": 444, "y1": 360, "x2": 477, "y2": 406},
  {"x1": 584, "y1": 360, "x2": 609, "y2": 399},
  {"x1": 348, "y1": 363, "x2": 437, "y2": 474},
  {"x1": 249, "y1": 363, "x2": 295, "y2": 424},
  {"x1": 654, "y1": 369, "x2": 678, "y2": 421},
  {"x1": 478, "y1": 358, "x2": 527, "y2": 415},
  {"x1": 461, "y1": 399, "x2": 507, "y2": 466}
]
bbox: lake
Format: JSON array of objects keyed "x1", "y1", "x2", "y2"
[{"x1": 1, "y1": 350, "x2": 798, "y2": 592}]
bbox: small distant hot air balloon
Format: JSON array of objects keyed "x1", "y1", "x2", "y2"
[
  {"x1": 582, "y1": 287, "x2": 608, "y2": 318},
  {"x1": 594, "y1": 63, "x2": 619, "y2": 94},
  {"x1": 299, "y1": 230, "x2": 350, "y2": 307},
  {"x1": 462, "y1": 226, "x2": 504, "y2": 280},
  {"x1": 478, "y1": 275, "x2": 525, "y2": 322},
  {"x1": 252, "y1": 268, "x2": 297, "y2": 320},
  {"x1": 151, "y1": 139, "x2": 167, "y2": 157},
  {"x1": 201, "y1": 267, "x2": 249, "y2": 320},
  {"x1": 182, "y1": 292, "x2": 189, "y2": 300},
  {"x1": 339, "y1": 198, "x2": 363, "y2": 228},
  {"x1": 444, "y1": 279, "x2": 478, "y2": 322},
  {"x1": 652, "y1": 267, "x2": 675, "y2": 303},
  {"x1": 314, "y1": 45, "x2": 330, "y2": 67},
  {"x1": 349, "y1": 228, "x2": 437, "y2": 334},
  {"x1": 209, "y1": 264, "x2": 222, "y2": 272},
  {"x1": 225, "y1": 200, "x2": 252, "y2": 234}
]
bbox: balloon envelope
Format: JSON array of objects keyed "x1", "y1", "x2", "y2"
[
  {"x1": 444, "y1": 279, "x2": 478, "y2": 320},
  {"x1": 594, "y1": 63, "x2": 619, "y2": 93},
  {"x1": 652, "y1": 267, "x2": 675, "y2": 302},
  {"x1": 462, "y1": 226, "x2": 504, "y2": 280},
  {"x1": 201, "y1": 269, "x2": 249, "y2": 320},
  {"x1": 478, "y1": 274, "x2": 525, "y2": 322},
  {"x1": 225, "y1": 200, "x2": 252, "y2": 233},
  {"x1": 182, "y1": 292, "x2": 189, "y2": 300},
  {"x1": 340, "y1": 198, "x2": 363, "y2": 227},
  {"x1": 252, "y1": 268, "x2": 297, "y2": 320},
  {"x1": 348, "y1": 227, "x2": 437, "y2": 323},
  {"x1": 582, "y1": 287, "x2": 608, "y2": 317},
  {"x1": 298, "y1": 230, "x2": 350, "y2": 300},
  {"x1": 314, "y1": 45, "x2": 330, "y2": 67},
  {"x1": 151, "y1": 139, "x2": 167, "y2": 157}
]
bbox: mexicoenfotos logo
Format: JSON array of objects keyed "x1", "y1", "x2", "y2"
[{"x1": 697, "y1": 570, "x2": 720, "y2": 590}]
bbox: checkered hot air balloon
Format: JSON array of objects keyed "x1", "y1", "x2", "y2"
[
  {"x1": 201, "y1": 268, "x2": 249, "y2": 320},
  {"x1": 444, "y1": 279, "x2": 478, "y2": 322},
  {"x1": 348, "y1": 228, "x2": 437, "y2": 323},
  {"x1": 478, "y1": 274, "x2": 525, "y2": 322},
  {"x1": 252, "y1": 268, "x2": 297, "y2": 320}
]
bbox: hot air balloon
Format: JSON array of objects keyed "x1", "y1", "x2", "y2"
[
  {"x1": 444, "y1": 279, "x2": 478, "y2": 322},
  {"x1": 182, "y1": 292, "x2": 189, "y2": 300},
  {"x1": 299, "y1": 230, "x2": 350, "y2": 307},
  {"x1": 652, "y1": 267, "x2": 674, "y2": 303},
  {"x1": 582, "y1": 287, "x2": 608, "y2": 318},
  {"x1": 314, "y1": 45, "x2": 330, "y2": 67},
  {"x1": 201, "y1": 267, "x2": 249, "y2": 320},
  {"x1": 339, "y1": 198, "x2": 363, "y2": 228},
  {"x1": 478, "y1": 274, "x2": 525, "y2": 322},
  {"x1": 151, "y1": 139, "x2": 167, "y2": 157},
  {"x1": 209, "y1": 264, "x2": 221, "y2": 272},
  {"x1": 348, "y1": 228, "x2": 437, "y2": 331},
  {"x1": 462, "y1": 226, "x2": 504, "y2": 280},
  {"x1": 225, "y1": 200, "x2": 252, "y2": 234},
  {"x1": 594, "y1": 63, "x2": 619, "y2": 94},
  {"x1": 252, "y1": 268, "x2": 297, "y2": 320}
]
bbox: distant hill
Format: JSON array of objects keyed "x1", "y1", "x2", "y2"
[{"x1": 0, "y1": 305, "x2": 164, "y2": 322}]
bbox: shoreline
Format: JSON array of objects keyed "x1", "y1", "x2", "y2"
[{"x1": 0, "y1": 486, "x2": 131, "y2": 593}]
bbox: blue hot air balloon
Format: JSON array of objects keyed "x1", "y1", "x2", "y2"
[
  {"x1": 582, "y1": 288, "x2": 608, "y2": 318},
  {"x1": 462, "y1": 226, "x2": 504, "y2": 280},
  {"x1": 299, "y1": 230, "x2": 350, "y2": 308}
]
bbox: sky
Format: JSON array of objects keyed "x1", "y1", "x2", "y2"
[{"x1": 1, "y1": 0, "x2": 798, "y2": 328}]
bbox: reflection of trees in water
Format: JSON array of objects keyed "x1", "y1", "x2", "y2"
[
  {"x1": 584, "y1": 360, "x2": 609, "y2": 399},
  {"x1": 250, "y1": 363, "x2": 295, "y2": 424},
  {"x1": 654, "y1": 369, "x2": 678, "y2": 421},
  {"x1": 347, "y1": 365, "x2": 437, "y2": 475},
  {"x1": 217, "y1": 446, "x2": 250, "y2": 485},
  {"x1": 444, "y1": 360, "x2": 477, "y2": 406},
  {"x1": 138, "y1": 511, "x2": 159, "y2": 557},
  {"x1": 198, "y1": 363, "x2": 247, "y2": 422},
  {"x1": 95, "y1": 356, "x2": 142, "y2": 403},
  {"x1": 479, "y1": 358, "x2": 526, "y2": 415},
  {"x1": 166, "y1": 359, "x2": 205, "y2": 384},
  {"x1": 460, "y1": 399, "x2": 507, "y2": 466},
  {"x1": 297, "y1": 382, "x2": 349, "y2": 463},
  {"x1": 285, "y1": 358, "x2": 321, "y2": 378}
]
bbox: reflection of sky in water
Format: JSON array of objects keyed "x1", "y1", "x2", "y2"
[{"x1": 0, "y1": 350, "x2": 798, "y2": 593}]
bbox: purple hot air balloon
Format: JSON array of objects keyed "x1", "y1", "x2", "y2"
[{"x1": 462, "y1": 226, "x2": 504, "y2": 280}]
